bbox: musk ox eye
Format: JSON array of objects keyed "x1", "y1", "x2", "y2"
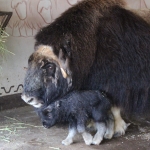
[
  {"x1": 46, "y1": 108, "x2": 52, "y2": 112},
  {"x1": 42, "y1": 63, "x2": 56, "y2": 77},
  {"x1": 49, "y1": 64, "x2": 54, "y2": 69},
  {"x1": 44, "y1": 109, "x2": 52, "y2": 118},
  {"x1": 47, "y1": 113, "x2": 52, "y2": 118},
  {"x1": 44, "y1": 107, "x2": 52, "y2": 114},
  {"x1": 42, "y1": 63, "x2": 55, "y2": 70}
]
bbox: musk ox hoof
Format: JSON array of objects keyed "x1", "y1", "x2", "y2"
[
  {"x1": 84, "y1": 138, "x2": 93, "y2": 145},
  {"x1": 114, "y1": 120, "x2": 130, "y2": 137},
  {"x1": 104, "y1": 124, "x2": 114, "y2": 139},
  {"x1": 104, "y1": 131, "x2": 114, "y2": 139},
  {"x1": 92, "y1": 136, "x2": 102, "y2": 145},
  {"x1": 82, "y1": 132, "x2": 93, "y2": 145},
  {"x1": 62, "y1": 138, "x2": 73, "y2": 145},
  {"x1": 104, "y1": 122, "x2": 114, "y2": 139}
]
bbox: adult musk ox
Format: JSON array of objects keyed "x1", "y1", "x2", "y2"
[{"x1": 22, "y1": 0, "x2": 150, "y2": 138}]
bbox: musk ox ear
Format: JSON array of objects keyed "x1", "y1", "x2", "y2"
[
  {"x1": 45, "y1": 105, "x2": 53, "y2": 113},
  {"x1": 61, "y1": 40, "x2": 71, "y2": 57},
  {"x1": 55, "y1": 101, "x2": 61, "y2": 108}
]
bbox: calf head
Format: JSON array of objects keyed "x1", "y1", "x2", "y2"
[
  {"x1": 22, "y1": 45, "x2": 72, "y2": 108},
  {"x1": 37, "y1": 101, "x2": 61, "y2": 128}
]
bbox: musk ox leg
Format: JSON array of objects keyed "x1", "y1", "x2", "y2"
[
  {"x1": 79, "y1": 128, "x2": 93, "y2": 145},
  {"x1": 62, "y1": 125, "x2": 77, "y2": 145},
  {"x1": 92, "y1": 122, "x2": 106, "y2": 145},
  {"x1": 104, "y1": 112, "x2": 115, "y2": 139},
  {"x1": 111, "y1": 107, "x2": 130, "y2": 137},
  {"x1": 81, "y1": 131, "x2": 93, "y2": 145},
  {"x1": 77, "y1": 124, "x2": 93, "y2": 145},
  {"x1": 21, "y1": 94, "x2": 44, "y2": 108}
]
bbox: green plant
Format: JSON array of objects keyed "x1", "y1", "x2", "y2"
[{"x1": 0, "y1": 27, "x2": 15, "y2": 72}]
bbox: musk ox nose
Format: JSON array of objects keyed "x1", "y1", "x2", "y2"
[
  {"x1": 28, "y1": 98, "x2": 34, "y2": 103},
  {"x1": 21, "y1": 94, "x2": 44, "y2": 108},
  {"x1": 42, "y1": 121, "x2": 50, "y2": 129}
]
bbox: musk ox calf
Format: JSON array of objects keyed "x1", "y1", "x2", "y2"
[
  {"x1": 36, "y1": 90, "x2": 114, "y2": 145},
  {"x1": 22, "y1": 0, "x2": 150, "y2": 138}
]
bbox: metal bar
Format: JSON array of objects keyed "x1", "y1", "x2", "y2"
[{"x1": 0, "y1": 11, "x2": 13, "y2": 34}]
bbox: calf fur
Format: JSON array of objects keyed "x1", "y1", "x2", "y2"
[{"x1": 36, "y1": 90, "x2": 114, "y2": 145}]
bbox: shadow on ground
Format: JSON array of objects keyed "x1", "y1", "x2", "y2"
[{"x1": 0, "y1": 106, "x2": 150, "y2": 150}]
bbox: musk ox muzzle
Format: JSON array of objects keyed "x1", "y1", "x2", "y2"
[
  {"x1": 42, "y1": 121, "x2": 50, "y2": 128},
  {"x1": 21, "y1": 93, "x2": 44, "y2": 108}
]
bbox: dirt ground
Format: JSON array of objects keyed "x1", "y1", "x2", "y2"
[{"x1": 0, "y1": 106, "x2": 150, "y2": 150}]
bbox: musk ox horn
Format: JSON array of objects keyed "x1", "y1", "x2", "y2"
[
  {"x1": 58, "y1": 49, "x2": 72, "y2": 87},
  {"x1": 60, "y1": 67, "x2": 68, "y2": 78},
  {"x1": 58, "y1": 49, "x2": 70, "y2": 78}
]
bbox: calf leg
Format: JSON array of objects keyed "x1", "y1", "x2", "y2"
[
  {"x1": 82, "y1": 131, "x2": 93, "y2": 145},
  {"x1": 62, "y1": 122, "x2": 77, "y2": 145},
  {"x1": 77, "y1": 119, "x2": 93, "y2": 145},
  {"x1": 92, "y1": 122, "x2": 106, "y2": 145},
  {"x1": 104, "y1": 112, "x2": 115, "y2": 139}
]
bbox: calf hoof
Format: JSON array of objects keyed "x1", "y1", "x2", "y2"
[
  {"x1": 92, "y1": 137, "x2": 103, "y2": 145},
  {"x1": 62, "y1": 138, "x2": 73, "y2": 146},
  {"x1": 82, "y1": 132, "x2": 93, "y2": 145},
  {"x1": 104, "y1": 132, "x2": 114, "y2": 139},
  {"x1": 84, "y1": 136, "x2": 93, "y2": 145}
]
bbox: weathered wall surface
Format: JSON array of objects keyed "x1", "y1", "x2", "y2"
[
  {"x1": 0, "y1": 0, "x2": 150, "y2": 98},
  {"x1": 0, "y1": 0, "x2": 82, "y2": 97}
]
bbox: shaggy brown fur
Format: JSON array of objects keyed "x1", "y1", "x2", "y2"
[{"x1": 22, "y1": 0, "x2": 150, "y2": 138}]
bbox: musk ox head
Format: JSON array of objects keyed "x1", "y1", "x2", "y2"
[
  {"x1": 21, "y1": 45, "x2": 72, "y2": 108},
  {"x1": 36, "y1": 101, "x2": 61, "y2": 128}
]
